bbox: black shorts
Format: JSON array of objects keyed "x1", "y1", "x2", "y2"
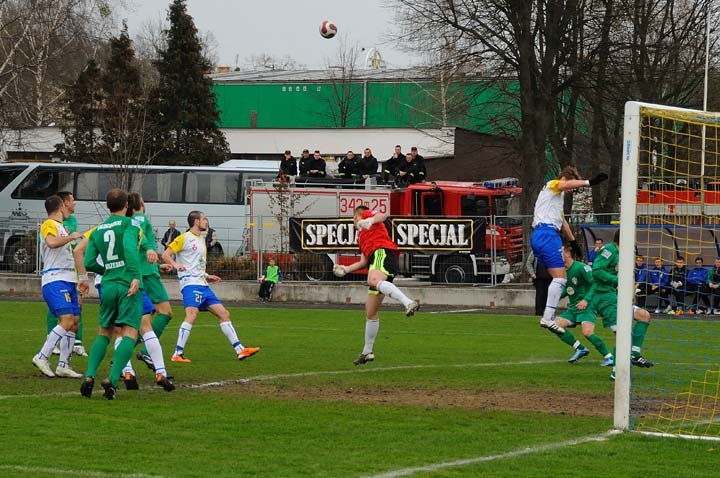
[{"x1": 368, "y1": 248, "x2": 398, "y2": 294}]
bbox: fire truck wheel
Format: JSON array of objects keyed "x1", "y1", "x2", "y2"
[
  {"x1": 437, "y1": 257, "x2": 473, "y2": 284},
  {"x1": 3, "y1": 234, "x2": 36, "y2": 274},
  {"x1": 297, "y1": 253, "x2": 334, "y2": 281}
]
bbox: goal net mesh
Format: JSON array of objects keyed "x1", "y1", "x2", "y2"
[{"x1": 630, "y1": 105, "x2": 720, "y2": 439}]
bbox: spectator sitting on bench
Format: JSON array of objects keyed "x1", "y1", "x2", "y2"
[
  {"x1": 337, "y1": 151, "x2": 359, "y2": 179},
  {"x1": 647, "y1": 257, "x2": 670, "y2": 313},
  {"x1": 668, "y1": 256, "x2": 688, "y2": 315},
  {"x1": 686, "y1": 256, "x2": 710, "y2": 314}
]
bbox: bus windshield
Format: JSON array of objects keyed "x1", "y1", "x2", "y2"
[{"x1": 0, "y1": 166, "x2": 27, "y2": 192}]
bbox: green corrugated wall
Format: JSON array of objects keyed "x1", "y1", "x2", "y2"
[{"x1": 212, "y1": 80, "x2": 518, "y2": 133}]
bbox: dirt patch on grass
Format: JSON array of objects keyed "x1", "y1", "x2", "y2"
[{"x1": 211, "y1": 382, "x2": 613, "y2": 417}]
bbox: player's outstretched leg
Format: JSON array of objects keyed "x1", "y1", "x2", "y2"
[
  {"x1": 540, "y1": 277, "x2": 567, "y2": 329},
  {"x1": 354, "y1": 293, "x2": 384, "y2": 365},
  {"x1": 631, "y1": 307, "x2": 654, "y2": 368},
  {"x1": 172, "y1": 313, "x2": 195, "y2": 363},
  {"x1": 209, "y1": 304, "x2": 260, "y2": 361}
]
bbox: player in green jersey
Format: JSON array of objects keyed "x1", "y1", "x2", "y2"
[
  {"x1": 553, "y1": 244, "x2": 614, "y2": 366},
  {"x1": 45, "y1": 191, "x2": 87, "y2": 357},
  {"x1": 126, "y1": 192, "x2": 175, "y2": 377},
  {"x1": 79, "y1": 189, "x2": 143, "y2": 400},
  {"x1": 584, "y1": 229, "x2": 654, "y2": 380}
]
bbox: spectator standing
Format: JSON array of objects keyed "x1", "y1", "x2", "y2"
[
  {"x1": 278, "y1": 150, "x2": 297, "y2": 179},
  {"x1": 382, "y1": 145, "x2": 405, "y2": 183},
  {"x1": 358, "y1": 148, "x2": 379, "y2": 179},
  {"x1": 205, "y1": 220, "x2": 223, "y2": 257},
  {"x1": 306, "y1": 150, "x2": 327, "y2": 178},
  {"x1": 298, "y1": 149, "x2": 312, "y2": 176},
  {"x1": 337, "y1": 151, "x2": 359, "y2": 179},
  {"x1": 526, "y1": 250, "x2": 552, "y2": 316},
  {"x1": 258, "y1": 258, "x2": 281, "y2": 302},
  {"x1": 587, "y1": 238, "x2": 604, "y2": 265},
  {"x1": 161, "y1": 220, "x2": 181, "y2": 249}
]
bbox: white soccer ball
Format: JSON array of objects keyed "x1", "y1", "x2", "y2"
[{"x1": 320, "y1": 20, "x2": 337, "y2": 39}]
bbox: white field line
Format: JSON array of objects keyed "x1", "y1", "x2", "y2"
[
  {"x1": 0, "y1": 465, "x2": 170, "y2": 478},
  {"x1": 427, "y1": 308, "x2": 486, "y2": 314},
  {"x1": 0, "y1": 359, "x2": 563, "y2": 399},
  {"x1": 635, "y1": 430, "x2": 720, "y2": 442},
  {"x1": 363, "y1": 430, "x2": 621, "y2": 478}
]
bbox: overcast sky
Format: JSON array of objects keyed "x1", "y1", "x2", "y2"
[{"x1": 122, "y1": 0, "x2": 418, "y2": 70}]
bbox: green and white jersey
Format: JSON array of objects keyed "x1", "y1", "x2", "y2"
[
  {"x1": 586, "y1": 242, "x2": 619, "y2": 303},
  {"x1": 563, "y1": 260, "x2": 593, "y2": 310},
  {"x1": 84, "y1": 215, "x2": 142, "y2": 287},
  {"x1": 64, "y1": 215, "x2": 78, "y2": 234},
  {"x1": 131, "y1": 212, "x2": 160, "y2": 278}
]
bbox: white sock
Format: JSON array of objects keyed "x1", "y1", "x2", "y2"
[
  {"x1": 362, "y1": 319, "x2": 379, "y2": 355},
  {"x1": 376, "y1": 280, "x2": 413, "y2": 307},
  {"x1": 175, "y1": 321, "x2": 193, "y2": 354},
  {"x1": 572, "y1": 340, "x2": 581, "y2": 350},
  {"x1": 542, "y1": 278, "x2": 566, "y2": 321},
  {"x1": 38, "y1": 325, "x2": 68, "y2": 360},
  {"x1": 57, "y1": 331, "x2": 75, "y2": 368},
  {"x1": 220, "y1": 321, "x2": 244, "y2": 353},
  {"x1": 114, "y1": 337, "x2": 134, "y2": 375},
  {"x1": 143, "y1": 331, "x2": 166, "y2": 377}
]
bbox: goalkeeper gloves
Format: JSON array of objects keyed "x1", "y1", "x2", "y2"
[
  {"x1": 333, "y1": 264, "x2": 348, "y2": 277},
  {"x1": 588, "y1": 173, "x2": 609, "y2": 186},
  {"x1": 356, "y1": 218, "x2": 373, "y2": 230}
]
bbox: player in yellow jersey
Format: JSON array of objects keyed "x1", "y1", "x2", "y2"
[
  {"x1": 32, "y1": 195, "x2": 84, "y2": 378},
  {"x1": 162, "y1": 210, "x2": 260, "y2": 363}
]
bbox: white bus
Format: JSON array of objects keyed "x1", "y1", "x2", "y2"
[{"x1": 0, "y1": 160, "x2": 280, "y2": 272}]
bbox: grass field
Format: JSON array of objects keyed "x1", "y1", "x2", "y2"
[{"x1": 0, "y1": 300, "x2": 718, "y2": 478}]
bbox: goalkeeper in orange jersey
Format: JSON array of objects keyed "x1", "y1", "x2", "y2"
[{"x1": 333, "y1": 205, "x2": 420, "y2": 366}]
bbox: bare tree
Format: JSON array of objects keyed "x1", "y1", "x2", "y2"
[
  {"x1": 318, "y1": 35, "x2": 364, "y2": 128},
  {"x1": 244, "y1": 52, "x2": 305, "y2": 71}
]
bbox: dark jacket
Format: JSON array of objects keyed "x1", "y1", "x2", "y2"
[
  {"x1": 670, "y1": 265, "x2": 688, "y2": 286},
  {"x1": 398, "y1": 157, "x2": 425, "y2": 184},
  {"x1": 298, "y1": 156, "x2": 313, "y2": 176},
  {"x1": 709, "y1": 266, "x2": 720, "y2": 285},
  {"x1": 161, "y1": 228, "x2": 180, "y2": 249},
  {"x1": 337, "y1": 158, "x2": 359, "y2": 179},
  {"x1": 634, "y1": 264, "x2": 648, "y2": 283},
  {"x1": 357, "y1": 155, "x2": 379, "y2": 177},
  {"x1": 278, "y1": 157, "x2": 297, "y2": 177},
  {"x1": 383, "y1": 154, "x2": 404, "y2": 179},
  {"x1": 305, "y1": 158, "x2": 326, "y2": 178}
]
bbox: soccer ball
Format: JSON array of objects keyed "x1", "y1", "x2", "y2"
[{"x1": 319, "y1": 20, "x2": 337, "y2": 39}]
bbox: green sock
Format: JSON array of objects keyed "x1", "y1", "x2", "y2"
[
  {"x1": 75, "y1": 313, "x2": 83, "y2": 342},
  {"x1": 109, "y1": 336, "x2": 137, "y2": 387},
  {"x1": 85, "y1": 335, "x2": 110, "y2": 378},
  {"x1": 45, "y1": 310, "x2": 56, "y2": 336},
  {"x1": 558, "y1": 331, "x2": 578, "y2": 348},
  {"x1": 632, "y1": 321, "x2": 650, "y2": 356},
  {"x1": 141, "y1": 314, "x2": 172, "y2": 355},
  {"x1": 587, "y1": 334, "x2": 610, "y2": 356}
]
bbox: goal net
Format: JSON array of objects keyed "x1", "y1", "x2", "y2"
[{"x1": 617, "y1": 101, "x2": 720, "y2": 440}]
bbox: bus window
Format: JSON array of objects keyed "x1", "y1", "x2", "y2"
[
  {"x1": 186, "y1": 172, "x2": 241, "y2": 204},
  {"x1": 461, "y1": 195, "x2": 489, "y2": 217},
  {"x1": 132, "y1": 171, "x2": 184, "y2": 202},
  {"x1": 0, "y1": 166, "x2": 26, "y2": 191},
  {"x1": 12, "y1": 167, "x2": 73, "y2": 199},
  {"x1": 76, "y1": 170, "x2": 127, "y2": 201}
]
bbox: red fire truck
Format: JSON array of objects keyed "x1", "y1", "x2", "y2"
[{"x1": 249, "y1": 178, "x2": 522, "y2": 283}]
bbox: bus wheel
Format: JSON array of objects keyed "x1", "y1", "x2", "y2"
[
  {"x1": 438, "y1": 257, "x2": 472, "y2": 284},
  {"x1": 4, "y1": 235, "x2": 36, "y2": 274},
  {"x1": 297, "y1": 253, "x2": 333, "y2": 281}
]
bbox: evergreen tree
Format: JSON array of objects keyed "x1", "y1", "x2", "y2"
[
  {"x1": 61, "y1": 59, "x2": 102, "y2": 163},
  {"x1": 150, "y1": 0, "x2": 229, "y2": 165}
]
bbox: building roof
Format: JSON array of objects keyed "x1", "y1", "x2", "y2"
[{"x1": 211, "y1": 68, "x2": 449, "y2": 84}]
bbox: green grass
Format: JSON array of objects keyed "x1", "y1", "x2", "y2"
[{"x1": 0, "y1": 301, "x2": 717, "y2": 477}]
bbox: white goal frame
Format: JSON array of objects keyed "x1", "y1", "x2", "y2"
[{"x1": 616, "y1": 101, "x2": 715, "y2": 432}]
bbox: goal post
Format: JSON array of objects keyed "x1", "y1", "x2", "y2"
[{"x1": 616, "y1": 101, "x2": 720, "y2": 440}]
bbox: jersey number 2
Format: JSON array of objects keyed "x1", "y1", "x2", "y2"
[{"x1": 103, "y1": 230, "x2": 119, "y2": 261}]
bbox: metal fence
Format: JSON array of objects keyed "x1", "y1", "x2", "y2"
[{"x1": 0, "y1": 209, "x2": 620, "y2": 284}]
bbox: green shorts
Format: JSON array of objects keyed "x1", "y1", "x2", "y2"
[
  {"x1": 591, "y1": 292, "x2": 617, "y2": 329},
  {"x1": 559, "y1": 306, "x2": 597, "y2": 325},
  {"x1": 98, "y1": 281, "x2": 141, "y2": 329},
  {"x1": 143, "y1": 274, "x2": 169, "y2": 304}
]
